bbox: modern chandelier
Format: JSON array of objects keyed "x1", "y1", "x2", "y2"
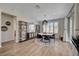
[{"x1": 42, "y1": 15, "x2": 48, "y2": 25}]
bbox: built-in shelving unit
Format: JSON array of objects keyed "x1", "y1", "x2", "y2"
[{"x1": 18, "y1": 21, "x2": 27, "y2": 42}]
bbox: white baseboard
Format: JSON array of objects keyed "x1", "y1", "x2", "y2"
[{"x1": 16, "y1": 39, "x2": 19, "y2": 43}]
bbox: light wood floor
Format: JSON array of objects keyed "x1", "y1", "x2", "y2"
[{"x1": 0, "y1": 38, "x2": 78, "y2": 56}]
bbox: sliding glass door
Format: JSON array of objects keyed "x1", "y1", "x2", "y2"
[
  {"x1": 69, "y1": 17, "x2": 73, "y2": 41},
  {"x1": 68, "y1": 15, "x2": 74, "y2": 42}
]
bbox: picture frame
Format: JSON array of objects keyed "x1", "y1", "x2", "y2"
[
  {"x1": 5, "y1": 21, "x2": 11, "y2": 26},
  {"x1": 1, "y1": 26, "x2": 8, "y2": 31}
]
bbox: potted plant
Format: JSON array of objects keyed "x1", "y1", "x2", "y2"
[{"x1": 72, "y1": 34, "x2": 79, "y2": 44}]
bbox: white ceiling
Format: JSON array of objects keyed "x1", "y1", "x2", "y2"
[{"x1": 0, "y1": 3, "x2": 73, "y2": 22}]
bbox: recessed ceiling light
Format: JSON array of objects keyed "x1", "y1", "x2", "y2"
[{"x1": 35, "y1": 5, "x2": 40, "y2": 9}]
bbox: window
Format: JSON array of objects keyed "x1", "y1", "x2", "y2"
[
  {"x1": 43, "y1": 22, "x2": 58, "y2": 33},
  {"x1": 49, "y1": 22, "x2": 53, "y2": 33},
  {"x1": 29, "y1": 24, "x2": 35, "y2": 32},
  {"x1": 46, "y1": 23, "x2": 50, "y2": 33},
  {"x1": 54, "y1": 22, "x2": 58, "y2": 33}
]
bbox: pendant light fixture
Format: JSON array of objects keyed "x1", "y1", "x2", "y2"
[{"x1": 42, "y1": 15, "x2": 48, "y2": 25}]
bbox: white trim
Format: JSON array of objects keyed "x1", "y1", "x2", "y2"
[
  {"x1": 15, "y1": 18, "x2": 19, "y2": 43},
  {"x1": 74, "y1": 4, "x2": 76, "y2": 36},
  {"x1": 0, "y1": 11, "x2": 1, "y2": 48},
  {"x1": 0, "y1": 44, "x2": 2, "y2": 48}
]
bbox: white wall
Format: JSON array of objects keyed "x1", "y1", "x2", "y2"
[
  {"x1": 38, "y1": 21, "x2": 43, "y2": 33},
  {"x1": 74, "y1": 4, "x2": 79, "y2": 35},
  {"x1": 63, "y1": 17, "x2": 70, "y2": 42},
  {"x1": 1, "y1": 13, "x2": 14, "y2": 42}
]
